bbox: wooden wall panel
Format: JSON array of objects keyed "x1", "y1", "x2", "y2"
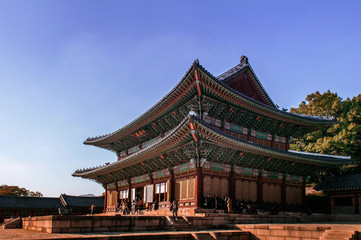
[
  {"x1": 107, "y1": 191, "x2": 117, "y2": 207},
  {"x1": 177, "y1": 177, "x2": 195, "y2": 200},
  {"x1": 263, "y1": 183, "x2": 269, "y2": 203},
  {"x1": 181, "y1": 180, "x2": 187, "y2": 199},
  {"x1": 235, "y1": 180, "x2": 243, "y2": 200},
  {"x1": 175, "y1": 181, "x2": 180, "y2": 201},
  {"x1": 188, "y1": 178, "x2": 195, "y2": 199},
  {"x1": 203, "y1": 176, "x2": 212, "y2": 196},
  {"x1": 211, "y1": 177, "x2": 220, "y2": 196},
  {"x1": 295, "y1": 187, "x2": 302, "y2": 205},
  {"x1": 220, "y1": 178, "x2": 228, "y2": 197},
  {"x1": 242, "y1": 181, "x2": 250, "y2": 202},
  {"x1": 250, "y1": 181, "x2": 257, "y2": 202},
  {"x1": 274, "y1": 185, "x2": 281, "y2": 204}
]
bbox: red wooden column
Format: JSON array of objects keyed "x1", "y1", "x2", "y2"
[
  {"x1": 127, "y1": 178, "x2": 132, "y2": 201},
  {"x1": 281, "y1": 176, "x2": 286, "y2": 208},
  {"x1": 355, "y1": 192, "x2": 359, "y2": 214},
  {"x1": 148, "y1": 173, "x2": 154, "y2": 202},
  {"x1": 229, "y1": 169, "x2": 235, "y2": 203},
  {"x1": 195, "y1": 167, "x2": 204, "y2": 208},
  {"x1": 103, "y1": 187, "x2": 108, "y2": 213},
  {"x1": 302, "y1": 180, "x2": 306, "y2": 209},
  {"x1": 169, "y1": 169, "x2": 175, "y2": 202}
]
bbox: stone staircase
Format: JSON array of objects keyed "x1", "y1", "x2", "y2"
[
  {"x1": 165, "y1": 216, "x2": 195, "y2": 231},
  {"x1": 191, "y1": 232, "x2": 216, "y2": 240},
  {"x1": 320, "y1": 230, "x2": 357, "y2": 240},
  {"x1": 1, "y1": 217, "x2": 22, "y2": 229}
]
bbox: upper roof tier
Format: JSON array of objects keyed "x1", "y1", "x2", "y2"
[{"x1": 84, "y1": 56, "x2": 335, "y2": 148}]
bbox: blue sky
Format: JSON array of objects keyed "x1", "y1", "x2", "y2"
[{"x1": 0, "y1": 1, "x2": 360, "y2": 197}]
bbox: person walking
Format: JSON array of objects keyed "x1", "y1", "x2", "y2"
[{"x1": 170, "y1": 200, "x2": 178, "y2": 220}]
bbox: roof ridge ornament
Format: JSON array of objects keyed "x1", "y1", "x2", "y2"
[{"x1": 240, "y1": 55, "x2": 249, "y2": 64}]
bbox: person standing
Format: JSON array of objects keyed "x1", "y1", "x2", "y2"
[
  {"x1": 121, "y1": 200, "x2": 126, "y2": 215},
  {"x1": 204, "y1": 193, "x2": 211, "y2": 209},
  {"x1": 170, "y1": 200, "x2": 178, "y2": 220},
  {"x1": 90, "y1": 204, "x2": 95, "y2": 215},
  {"x1": 227, "y1": 198, "x2": 232, "y2": 214},
  {"x1": 131, "y1": 199, "x2": 136, "y2": 215},
  {"x1": 213, "y1": 194, "x2": 219, "y2": 209},
  {"x1": 223, "y1": 194, "x2": 229, "y2": 212}
]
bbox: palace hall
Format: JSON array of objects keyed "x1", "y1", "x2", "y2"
[{"x1": 73, "y1": 56, "x2": 351, "y2": 212}]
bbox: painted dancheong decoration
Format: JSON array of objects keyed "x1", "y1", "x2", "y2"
[{"x1": 73, "y1": 56, "x2": 351, "y2": 212}]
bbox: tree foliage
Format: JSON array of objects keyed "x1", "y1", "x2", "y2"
[
  {"x1": 290, "y1": 91, "x2": 361, "y2": 169},
  {"x1": 0, "y1": 185, "x2": 43, "y2": 197}
]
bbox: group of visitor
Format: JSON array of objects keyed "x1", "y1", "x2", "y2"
[
  {"x1": 203, "y1": 193, "x2": 258, "y2": 214},
  {"x1": 117, "y1": 198, "x2": 144, "y2": 215},
  {"x1": 203, "y1": 193, "x2": 233, "y2": 213},
  {"x1": 236, "y1": 201, "x2": 258, "y2": 214}
]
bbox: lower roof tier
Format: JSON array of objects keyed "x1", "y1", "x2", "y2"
[{"x1": 73, "y1": 115, "x2": 351, "y2": 185}]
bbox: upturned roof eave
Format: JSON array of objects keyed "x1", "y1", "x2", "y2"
[
  {"x1": 84, "y1": 61, "x2": 197, "y2": 145},
  {"x1": 74, "y1": 117, "x2": 192, "y2": 178},
  {"x1": 84, "y1": 59, "x2": 336, "y2": 147},
  {"x1": 75, "y1": 115, "x2": 349, "y2": 180}
]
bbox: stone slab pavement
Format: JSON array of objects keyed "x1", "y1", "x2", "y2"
[{"x1": 0, "y1": 228, "x2": 244, "y2": 240}]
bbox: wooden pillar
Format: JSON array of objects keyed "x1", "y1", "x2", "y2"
[
  {"x1": 195, "y1": 167, "x2": 203, "y2": 208},
  {"x1": 355, "y1": 192, "x2": 359, "y2": 214},
  {"x1": 229, "y1": 170, "x2": 235, "y2": 203},
  {"x1": 281, "y1": 176, "x2": 286, "y2": 209},
  {"x1": 116, "y1": 184, "x2": 120, "y2": 207},
  {"x1": 302, "y1": 180, "x2": 306, "y2": 209},
  {"x1": 257, "y1": 174, "x2": 263, "y2": 207},
  {"x1": 149, "y1": 173, "x2": 154, "y2": 203},
  {"x1": 128, "y1": 178, "x2": 132, "y2": 201},
  {"x1": 169, "y1": 169, "x2": 175, "y2": 202},
  {"x1": 104, "y1": 187, "x2": 108, "y2": 213}
]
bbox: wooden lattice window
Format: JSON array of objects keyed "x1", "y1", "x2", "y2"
[{"x1": 155, "y1": 182, "x2": 167, "y2": 202}]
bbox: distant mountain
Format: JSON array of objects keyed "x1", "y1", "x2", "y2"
[{"x1": 78, "y1": 194, "x2": 96, "y2": 197}]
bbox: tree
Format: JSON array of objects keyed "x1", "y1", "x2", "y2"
[
  {"x1": 0, "y1": 185, "x2": 43, "y2": 197},
  {"x1": 290, "y1": 91, "x2": 361, "y2": 170}
]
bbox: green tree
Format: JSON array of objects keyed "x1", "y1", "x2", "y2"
[
  {"x1": 0, "y1": 185, "x2": 43, "y2": 197},
  {"x1": 290, "y1": 91, "x2": 361, "y2": 170}
]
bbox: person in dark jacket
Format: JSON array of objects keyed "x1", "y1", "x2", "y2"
[
  {"x1": 204, "y1": 193, "x2": 211, "y2": 209},
  {"x1": 170, "y1": 200, "x2": 178, "y2": 220}
]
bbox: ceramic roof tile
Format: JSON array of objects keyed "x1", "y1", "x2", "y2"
[{"x1": 315, "y1": 173, "x2": 361, "y2": 192}]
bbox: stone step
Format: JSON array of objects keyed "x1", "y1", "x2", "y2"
[
  {"x1": 2, "y1": 217, "x2": 21, "y2": 229},
  {"x1": 166, "y1": 216, "x2": 195, "y2": 231},
  {"x1": 320, "y1": 230, "x2": 356, "y2": 240},
  {"x1": 191, "y1": 233, "x2": 215, "y2": 240}
]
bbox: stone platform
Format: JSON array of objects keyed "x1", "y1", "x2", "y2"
[{"x1": 11, "y1": 212, "x2": 361, "y2": 240}]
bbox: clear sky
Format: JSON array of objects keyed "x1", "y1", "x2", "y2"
[{"x1": 0, "y1": 1, "x2": 360, "y2": 197}]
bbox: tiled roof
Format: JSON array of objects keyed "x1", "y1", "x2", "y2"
[
  {"x1": 84, "y1": 58, "x2": 335, "y2": 146},
  {"x1": 0, "y1": 195, "x2": 62, "y2": 209},
  {"x1": 60, "y1": 194, "x2": 104, "y2": 208},
  {"x1": 74, "y1": 115, "x2": 351, "y2": 182},
  {"x1": 216, "y1": 58, "x2": 276, "y2": 108},
  {"x1": 315, "y1": 173, "x2": 361, "y2": 192}
]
